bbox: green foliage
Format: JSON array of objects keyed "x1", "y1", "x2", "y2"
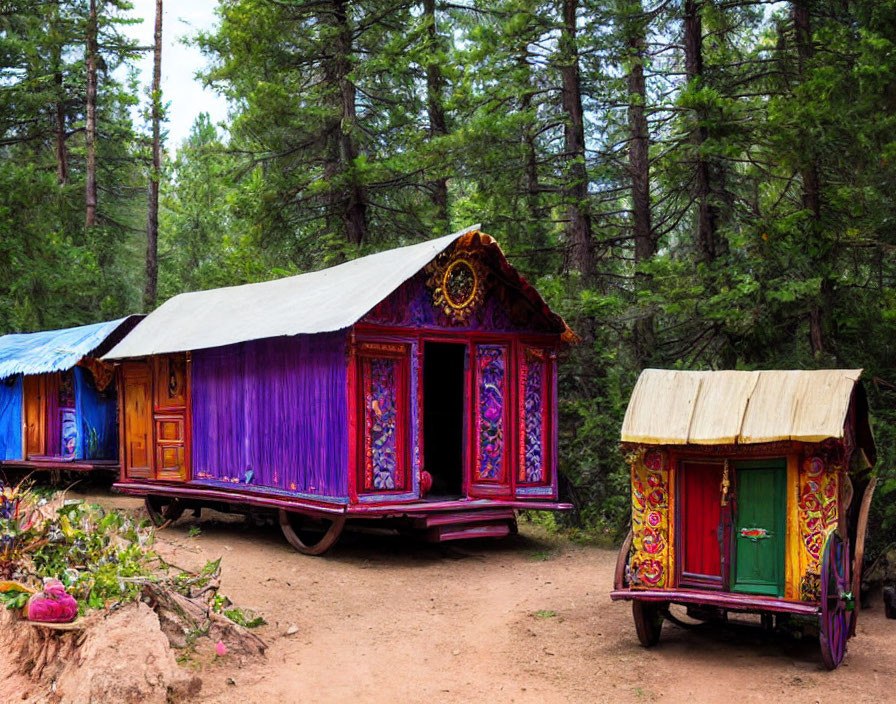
[
  {"x1": 0, "y1": 484, "x2": 155, "y2": 613},
  {"x1": 0, "y1": 0, "x2": 145, "y2": 332},
  {"x1": 222, "y1": 608, "x2": 266, "y2": 629}
]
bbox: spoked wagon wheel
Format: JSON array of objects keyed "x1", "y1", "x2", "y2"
[
  {"x1": 820, "y1": 532, "x2": 851, "y2": 670},
  {"x1": 632, "y1": 599, "x2": 665, "y2": 647},
  {"x1": 145, "y1": 495, "x2": 185, "y2": 527},
  {"x1": 279, "y1": 509, "x2": 346, "y2": 556}
]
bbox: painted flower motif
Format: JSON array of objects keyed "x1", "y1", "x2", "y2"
[
  {"x1": 477, "y1": 346, "x2": 505, "y2": 480},
  {"x1": 647, "y1": 511, "x2": 661, "y2": 528},
  {"x1": 522, "y1": 360, "x2": 544, "y2": 483},
  {"x1": 805, "y1": 457, "x2": 824, "y2": 477},
  {"x1": 799, "y1": 489, "x2": 821, "y2": 513},
  {"x1": 644, "y1": 452, "x2": 664, "y2": 472},
  {"x1": 366, "y1": 358, "x2": 399, "y2": 491},
  {"x1": 642, "y1": 527, "x2": 666, "y2": 555},
  {"x1": 635, "y1": 559, "x2": 664, "y2": 587}
]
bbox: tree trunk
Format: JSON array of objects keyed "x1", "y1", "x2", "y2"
[
  {"x1": 559, "y1": 0, "x2": 595, "y2": 280},
  {"x1": 325, "y1": 0, "x2": 368, "y2": 246},
  {"x1": 792, "y1": 0, "x2": 826, "y2": 355},
  {"x1": 683, "y1": 0, "x2": 721, "y2": 262},
  {"x1": 55, "y1": 92, "x2": 67, "y2": 185},
  {"x1": 144, "y1": 0, "x2": 163, "y2": 310},
  {"x1": 424, "y1": 0, "x2": 449, "y2": 231},
  {"x1": 626, "y1": 4, "x2": 654, "y2": 361},
  {"x1": 53, "y1": 41, "x2": 68, "y2": 186},
  {"x1": 792, "y1": 0, "x2": 821, "y2": 217},
  {"x1": 85, "y1": 0, "x2": 98, "y2": 227},
  {"x1": 51, "y1": 4, "x2": 67, "y2": 186}
]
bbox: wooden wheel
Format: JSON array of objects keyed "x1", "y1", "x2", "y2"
[
  {"x1": 820, "y1": 532, "x2": 850, "y2": 670},
  {"x1": 850, "y1": 477, "x2": 876, "y2": 636},
  {"x1": 144, "y1": 496, "x2": 185, "y2": 527},
  {"x1": 632, "y1": 599, "x2": 665, "y2": 647},
  {"x1": 279, "y1": 510, "x2": 345, "y2": 556},
  {"x1": 614, "y1": 528, "x2": 634, "y2": 590}
]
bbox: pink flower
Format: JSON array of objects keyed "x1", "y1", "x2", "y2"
[{"x1": 215, "y1": 641, "x2": 228, "y2": 656}]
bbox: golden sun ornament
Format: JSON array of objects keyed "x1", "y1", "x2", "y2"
[{"x1": 427, "y1": 252, "x2": 488, "y2": 322}]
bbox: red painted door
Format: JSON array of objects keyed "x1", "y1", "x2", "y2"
[{"x1": 681, "y1": 462, "x2": 724, "y2": 587}]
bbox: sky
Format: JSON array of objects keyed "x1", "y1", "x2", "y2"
[{"x1": 122, "y1": 0, "x2": 229, "y2": 150}]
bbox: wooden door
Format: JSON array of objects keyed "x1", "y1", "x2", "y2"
[
  {"x1": 121, "y1": 361, "x2": 154, "y2": 479},
  {"x1": 153, "y1": 355, "x2": 190, "y2": 481},
  {"x1": 680, "y1": 462, "x2": 724, "y2": 587},
  {"x1": 732, "y1": 461, "x2": 786, "y2": 597},
  {"x1": 22, "y1": 375, "x2": 46, "y2": 458},
  {"x1": 469, "y1": 343, "x2": 511, "y2": 497}
]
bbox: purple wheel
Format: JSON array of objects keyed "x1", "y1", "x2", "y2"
[
  {"x1": 820, "y1": 532, "x2": 850, "y2": 670},
  {"x1": 633, "y1": 599, "x2": 665, "y2": 647}
]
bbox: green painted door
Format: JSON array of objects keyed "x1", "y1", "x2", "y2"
[{"x1": 732, "y1": 461, "x2": 786, "y2": 597}]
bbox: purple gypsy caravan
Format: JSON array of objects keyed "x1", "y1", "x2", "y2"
[{"x1": 103, "y1": 227, "x2": 577, "y2": 553}]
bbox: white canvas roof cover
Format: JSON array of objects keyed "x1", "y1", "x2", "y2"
[
  {"x1": 621, "y1": 368, "x2": 866, "y2": 446},
  {"x1": 106, "y1": 225, "x2": 566, "y2": 359}
]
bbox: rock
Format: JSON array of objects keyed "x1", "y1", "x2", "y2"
[
  {"x1": 54, "y1": 602, "x2": 201, "y2": 704},
  {"x1": 285, "y1": 624, "x2": 299, "y2": 636}
]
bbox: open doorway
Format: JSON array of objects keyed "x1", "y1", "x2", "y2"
[{"x1": 423, "y1": 342, "x2": 466, "y2": 498}]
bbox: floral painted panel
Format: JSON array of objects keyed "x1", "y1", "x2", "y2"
[
  {"x1": 627, "y1": 448, "x2": 672, "y2": 588},
  {"x1": 798, "y1": 455, "x2": 839, "y2": 601},
  {"x1": 363, "y1": 357, "x2": 402, "y2": 491},
  {"x1": 518, "y1": 353, "x2": 546, "y2": 484},
  {"x1": 475, "y1": 345, "x2": 506, "y2": 482}
]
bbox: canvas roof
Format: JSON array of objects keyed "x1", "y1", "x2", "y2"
[
  {"x1": 621, "y1": 368, "x2": 872, "y2": 451},
  {"x1": 105, "y1": 226, "x2": 572, "y2": 359},
  {"x1": 0, "y1": 316, "x2": 142, "y2": 379}
]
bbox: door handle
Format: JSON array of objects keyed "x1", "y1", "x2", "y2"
[{"x1": 739, "y1": 527, "x2": 772, "y2": 541}]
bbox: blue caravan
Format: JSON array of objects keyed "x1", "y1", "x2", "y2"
[{"x1": 0, "y1": 317, "x2": 142, "y2": 472}]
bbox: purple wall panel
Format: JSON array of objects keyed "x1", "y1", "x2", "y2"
[{"x1": 192, "y1": 333, "x2": 348, "y2": 498}]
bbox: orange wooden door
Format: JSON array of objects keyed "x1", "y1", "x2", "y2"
[
  {"x1": 22, "y1": 375, "x2": 46, "y2": 458},
  {"x1": 153, "y1": 355, "x2": 190, "y2": 481},
  {"x1": 121, "y1": 361, "x2": 154, "y2": 479}
]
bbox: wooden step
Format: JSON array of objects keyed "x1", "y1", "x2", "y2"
[
  {"x1": 415, "y1": 508, "x2": 516, "y2": 529},
  {"x1": 418, "y1": 509, "x2": 517, "y2": 542}
]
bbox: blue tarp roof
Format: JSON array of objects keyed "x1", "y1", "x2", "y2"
[{"x1": 0, "y1": 316, "x2": 141, "y2": 379}]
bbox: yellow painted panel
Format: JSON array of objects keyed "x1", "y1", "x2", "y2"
[{"x1": 627, "y1": 448, "x2": 673, "y2": 588}]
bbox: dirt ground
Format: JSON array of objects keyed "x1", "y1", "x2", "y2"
[{"x1": 67, "y1": 488, "x2": 896, "y2": 704}]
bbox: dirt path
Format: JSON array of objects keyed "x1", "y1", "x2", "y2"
[{"x1": 73, "y1": 489, "x2": 896, "y2": 704}]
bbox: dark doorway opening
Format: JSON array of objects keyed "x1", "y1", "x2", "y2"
[{"x1": 423, "y1": 342, "x2": 466, "y2": 497}]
